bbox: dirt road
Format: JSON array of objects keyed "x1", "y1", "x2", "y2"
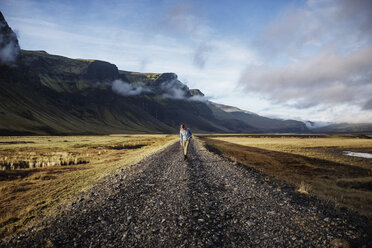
[{"x1": 1, "y1": 140, "x2": 370, "y2": 247}]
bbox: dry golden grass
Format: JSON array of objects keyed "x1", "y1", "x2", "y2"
[
  {"x1": 0, "y1": 134, "x2": 177, "y2": 238},
  {"x1": 210, "y1": 136, "x2": 372, "y2": 169},
  {"x1": 298, "y1": 181, "x2": 312, "y2": 194},
  {"x1": 199, "y1": 135, "x2": 372, "y2": 219}
]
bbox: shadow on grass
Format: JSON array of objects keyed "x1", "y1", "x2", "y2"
[
  {"x1": 200, "y1": 137, "x2": 372, "y2": 219},
  {"x1": 0, "y1": 165, "x2": 90, "y2": 181}
]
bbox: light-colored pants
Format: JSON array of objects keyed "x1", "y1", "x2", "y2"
[{"x1": 182, "y1": 139, "x2": 191, "y2": 156}]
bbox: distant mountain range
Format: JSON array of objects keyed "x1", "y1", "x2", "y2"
[
  {"x1": 0, "y1": 12, "x2": 370, "y2": 135},
  {"x1": 308, "y1": 122, "x2": 372, "y2": 133}
]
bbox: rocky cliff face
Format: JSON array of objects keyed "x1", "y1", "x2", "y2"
[
  {"x1": 189, "y1": 89, "x2": 205, "y2": 97},
  {"x1": 151, "y1": 73, "x2": 193, "y2": 98},
  {"x1": 85, "y1": 60, "x2": 119, "y2": 82},
  {"x1": 0, "y1": 11, "x2": 20, "y2": 66}
]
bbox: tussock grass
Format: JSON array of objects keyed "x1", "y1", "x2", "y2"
[
  {"x1": 0, "y1": 134, "x2": 176, "y2": 238},
  {"x1": 298, "y1": 181, "x2": 312, "y2": 194},
  {"x1": 199, "y1": 135, "x2": 372, "y2": 219}
]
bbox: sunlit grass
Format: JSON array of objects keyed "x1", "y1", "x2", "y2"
[
  {"x1": 0, "y1": 134, "x2": 177, "y2": 238},
  {"x1": 209, "y1": 136, "x2": 372, "y2": 169}
]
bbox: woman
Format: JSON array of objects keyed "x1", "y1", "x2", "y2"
[{"x1": 180, "y1": 124, "x2": 192, "y2": 160}]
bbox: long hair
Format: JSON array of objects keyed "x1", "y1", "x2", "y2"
[{"x1": 180, "y1": 124, "x2": 186, "y2": 130}]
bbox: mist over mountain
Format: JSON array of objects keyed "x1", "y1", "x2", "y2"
[
  {"x1": 0, "y1": 12, "x2": 20, "y2": 66},
  {"x1": 304, "y1": 121, "x2": 332, "y2": 129},
  {"x1": 0, "y1": 12, "x2": 320, "y2": 135}
]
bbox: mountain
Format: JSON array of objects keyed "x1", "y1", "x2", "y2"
[
  {"x1": 212, "y1": 102, "x2": 256, "y2": 115},
  {"x1": 189, "y1": 89, "x2": 205, "y2": 97},
  {"x1": 303, "y1": 120, "x2": 372, "y2": 133},
  {"x1": 312, "y1": 123, "x2": 372, "y2": 133},
  {"x1": 211, "y1": 103, "x2": 308, "y2": 133},
  {"x1": 304, "y1": 121, "x2": 333, "y2": 129},
  {"x1": 0, "y1": 12, "x2": 308, "y2": 135}
]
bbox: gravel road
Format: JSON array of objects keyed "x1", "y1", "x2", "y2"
[{"x1": 1, "y1": 139, "x2": 370, "y2": 247}]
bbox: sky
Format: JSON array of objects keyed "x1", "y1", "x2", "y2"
[{"x1": 1, "y1": 0, "x2": 372, "y2": 123}]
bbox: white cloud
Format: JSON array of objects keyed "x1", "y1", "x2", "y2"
[
  {"x1": 156, "y1": 1, "x2": 215, "y2": 69},
  {"x1": 255, "y1": 0, "x2": 372, "y2": 60},
  {"x1": 112, "y1": 79, "x2": 151, "y2": 96},
  {"x1": 0, "y1": 35, "x2": 20, "y2": 66},
  {"x1": 239, "y1": 0, "x2": 372, "y2": 123},
  {"x1": 240, "y1": 46, "x2": 372, "y2": 108}
]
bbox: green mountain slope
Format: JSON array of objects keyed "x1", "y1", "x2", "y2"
[{"x1": 0, "y1": 49, "x2": 309, "y2": 135}]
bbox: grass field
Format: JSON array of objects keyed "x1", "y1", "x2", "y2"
[
  {"x1": 0, "y1": 135, "x2": 177, "y2": 238},
  {"x1": 199, "y1": 134, "x2": 372, "y2": 218}
]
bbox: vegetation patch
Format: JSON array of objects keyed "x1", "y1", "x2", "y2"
[
  {"x1": 336, "y1": 178, "x2": 372, "y2": 191},
  {"x1": 93, "y1": 144, "x2": 148, "y2": 150},
  {"x1": 108, "y1": 144, "x2": 147, "y2": 150},
  {"x1": 0, "y1": 141, "x2": 35, "y2": 145}
]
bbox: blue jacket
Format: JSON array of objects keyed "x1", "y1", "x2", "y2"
[{"x1": 180, "y1": 128, "x2": 192, "y2": 144}]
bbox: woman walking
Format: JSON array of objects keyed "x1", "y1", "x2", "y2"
[{"x1": 180, "y1": 124, "x2": 192, "y2": 160}]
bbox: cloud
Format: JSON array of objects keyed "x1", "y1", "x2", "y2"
[
  {"x1": 193, "y1": 43, "x2": 211, "y2": 69},
  {"x1": 160, "y1": 79, "x2": 208, "y2": 101},
  {"x1": 159, "y1": 78, "x2": 189, "y2": 99},
  {"x1": 240, "y1": 45, "x2": 372, "y2": 108},
  {"x1": 112, "y1": 78, "x2": 207, "y2": 102},
  {"x1": 138, "y1": 59, "x2": 149, "y2": 72},
  {"x1": 112, "y1": 79, "x2": 151, "y2": 96},
  {"x1": 0, "y1": 37, "x2": 19, "y2": 66},
  {"x1": 363, "y1": 99, "x2": 372, "y2": 110},
  {"x1": 158, "y1": 2, "x2": 214, "y2": 70},
  {"x1": 240, "y1": 0, "x2": 372, "y2": 113},
  {"x1": 158, "y1": 2, "x2": 208, "y2": 38},
  {"x1": 256, "y1": 0, "x2": 372, "y2": 59},
  {"x1": 0, "y1": 13, "x2": 20, "y2": 66},
  {"x1": 189, "y1": 95, "x2": 208, "y2": 102}
]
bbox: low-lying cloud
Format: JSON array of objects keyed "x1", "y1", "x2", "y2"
[
  {"x1": 0, "y1": 37, "x2": 19, "y2": 66},
  {"x1": 112, "y1": 79, "x2": 151, "y2": 96},
  {"x1": 112, "y1": 79, "x2": 207, "y2": 102},
  {"x1": 189, "y1": 95, "x2": 207, "y2": 102},
  {"x1": 0, "y1": 15, "x2": 20, "y2": 66},
  {"x1": 159, "y1": 79, "x2": 189, "y2": 99},
  {"x1": 159, "y1": 79, "x2": 207, "y2": 101}
]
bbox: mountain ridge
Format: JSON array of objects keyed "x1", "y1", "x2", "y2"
[
  {"x1": 0, "y1": 48, "x2": 309, "y2": 135},
  {"x1": 0, "y1": 12, "x2": 308, "y2": 135}
]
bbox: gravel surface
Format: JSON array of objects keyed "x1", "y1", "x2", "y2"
[{"x1": 1, "y1": 139, "x2": 370, "y2": 247}]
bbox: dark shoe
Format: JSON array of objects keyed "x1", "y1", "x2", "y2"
[{"x1": 184, "y1": 154, "x2": 187, "y2": 160}]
